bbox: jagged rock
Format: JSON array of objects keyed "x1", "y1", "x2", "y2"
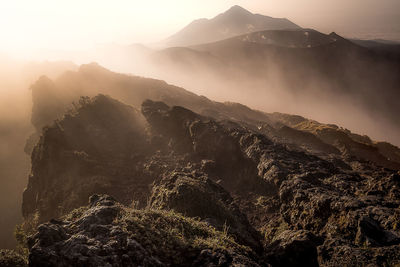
[
  {"x1": 0, "y1": 249, "x2": 27, "y2": 267},
  {"x1": 149, "y1": 171, "x2": 262, "y2": 252},
  {"x1": 292, "y1": 120, "x2": 400, "y2": 170},
  {"x1": 22, "y1": 96, "x2": 400, "y2": 266},
  {"x1": 28, "y1": 195, "x2": 162, "y2": 267},
  {"x1": 318, "y1": 240, "x2": 400, "y2": 266},
  {"x1": 27, "y1": 64, "x2": 400, "y2": 170},
  {"x1": 28, "y1": 195, "x2": 261, "y2": 267},
  {"x1": 22, "y1": 95, "x2": 151, "y2": 223},
  {"x1": 277, "y1": 125, "x2": 340, "y2": 155},
  {"x1": 265, "y1": 230, "x2": 321, "y2": 267},
  {"x1": 142, "y1": 100, "x2": 269, "y2": 195},
  {"x1": 391, "y1": 172, "x2": 400, "y2": 184},
  {"x1": 355, "y1": 216, "x2": 400, "y2": 247}
]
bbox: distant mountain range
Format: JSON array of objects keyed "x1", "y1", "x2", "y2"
[
  {"x1": 350, "y1": 38, "x2": 400, "y2": 57},
  {"x1": 162, "y1": 5, "x2": 300, "y2": 47},
  {"x1": 153, "y1": 28, "x2": 400, "y2": 145}
]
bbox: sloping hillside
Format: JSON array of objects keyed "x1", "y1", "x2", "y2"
[
  {"x1": 162, "y1": 5, "x2": 300, "y2": 47},
  {"x1": 154, "y1": 30, "x2": 400, "y2": 146},
  {"x1": 21, "y1": 94, "x2": 400, "y2": 266},
  {"x1": 26, "y1": 64, "x2": 400, "y2": 170}
]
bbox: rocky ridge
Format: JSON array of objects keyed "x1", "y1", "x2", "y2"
[
  {"x1": 28, "y1": 194, "x2": 259, "y2": 267},
  {"x1": 26, "y1": 64, "x2": 400, "y2": 171},
  {"x1": 20, "y1": 94, "x2": 400, "y2": 266}
]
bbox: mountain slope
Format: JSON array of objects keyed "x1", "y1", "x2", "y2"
[
  {"x1": 351, "y1": 38, "x2": 400, "y2": 58},
  {"x1": 21, "y1": 94, "x2": 400, "y2": 266},
  {"x1": 163, "y1": 5, "x2": 300, "y2": 47},
  {"x1": 154, "y1": 29, "x2": 400, "y2": 146},
  {"x1": 226, "y1": 29, "x2": 338, "y2": 48},
  {"x1": 25, "y1": 64, "x2": 400, "y2": 170}
]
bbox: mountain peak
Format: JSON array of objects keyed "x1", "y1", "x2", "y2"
[
  {"x1": 225, "y1": 5, "x2": 252, "y2": 15},
  {"x1": 163, "y1": 6, "x2": 300, "y2": 47}
]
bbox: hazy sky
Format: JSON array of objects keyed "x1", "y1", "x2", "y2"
[{"x1": 1, "y1": 0, "x2": 399, "y2": 56}]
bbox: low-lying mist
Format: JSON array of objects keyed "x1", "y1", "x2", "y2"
[
  {"x1": 0, "y1": 35, "x2": 399, "y2": 248},
  {"x1": 99, "y1": 43, "x2": 399, "y2": 147},
  {"x1": 159, "y1": 69, "x2": 400, "y2": 147},
  {"x1": 0, "y1": 58, "x2": 76, "y2": 248}
]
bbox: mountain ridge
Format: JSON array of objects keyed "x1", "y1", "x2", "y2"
[
  {"x1": 25, "y1": 63, "x2": 400, "y2": 172},
  {"x1": 162, "y1": 5, "x2": 300, "y2": 47},
  {"x1": 153, "y1": 29, "x2": 400, "y2": 147},
  {"x1": 21, "y1": 91, "x2": 400, "y2": 266}
]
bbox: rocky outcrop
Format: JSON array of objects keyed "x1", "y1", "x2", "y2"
[
  {"x1": 289, "y1": 119, "x2": 400, "y2": 170},
  {"x1": 28, "y1": 195, "x2": 260, "y2": 267},
  {"x1": 26, "y1": 64, "x2": 400, "y2": 171},
  {"x1": 0, "y1": 249, "x2": 27, "y2": 267},
  {"x1": 23, "y1": 95, "x2": 150, "y2": 223},
  {"x1": 22, "y1": 95, "x2": 400, "y2": 266},
  {"x1": 265, "y1": 230, "x2": 321, "y2": 267},
  {"x1": 149, "y1": 171, "x2": 262, "y2": 252}
]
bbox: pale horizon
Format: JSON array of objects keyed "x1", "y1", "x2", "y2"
[{"x1": 1, "y1": 0, "x2": 399, "y2": 59}]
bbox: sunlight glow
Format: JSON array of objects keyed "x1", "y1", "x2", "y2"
[{"x1": 0, "y1": 0, "x2": 399, "y2": 59}]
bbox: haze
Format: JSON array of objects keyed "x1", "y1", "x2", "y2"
[
  {"x1": 1, "y1": 0, "x2": 400, "y2": 58},
  {"x1": 0, "y1": 0, "x2": 399, "y2": 252}
]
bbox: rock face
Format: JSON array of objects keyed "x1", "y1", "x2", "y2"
[
  {"x1": 149, "y1": 171, "x2": 262, "y2": 252},
  {"x1": 23, "y1": 95, "x2": 149, "y2": 223},
  {"x1": 0, "y1": 249, "x2": 27, "y2": 267},
  {"x1": 28, "y1": 194, "x2": 260, "y2": 267},
  {"x1": 26, "y1": 63, "x2": 400, "y2": 170},
  {"x1": 23, "y1": 95, "x2": 400, "y2": 266},
  {"x1": 265, "y1": 230, "x2": 321, "y2": 267}
]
